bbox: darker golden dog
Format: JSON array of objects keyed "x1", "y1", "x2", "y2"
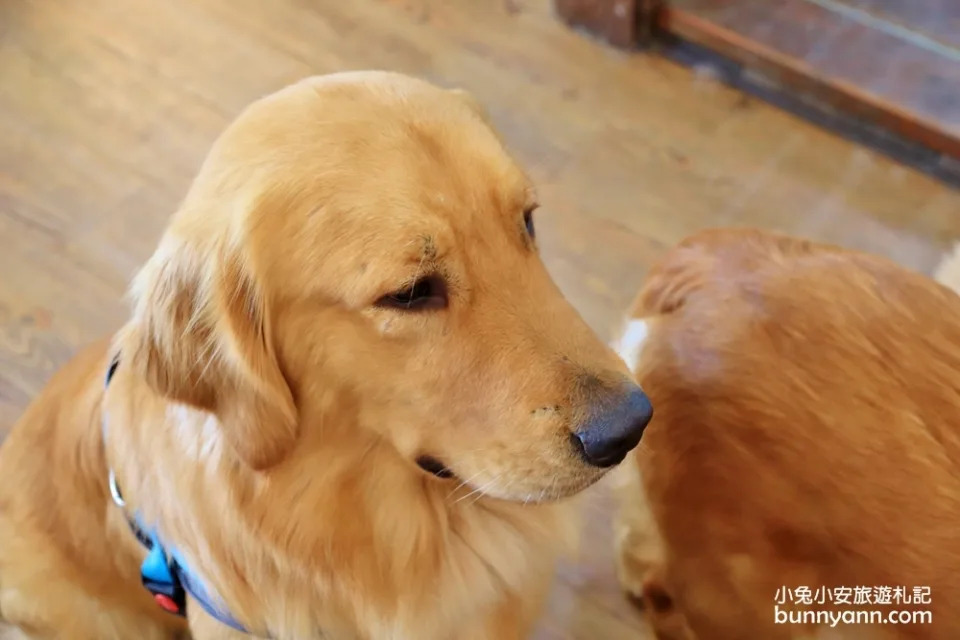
[
  {"x1": 0, "y1": 72, "x2": 652, "y2": 640},
  {"x1": 613, "y1": 228, "x2": 960, "y2": 640}
]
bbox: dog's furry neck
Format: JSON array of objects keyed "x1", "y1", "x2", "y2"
[{"x1": 103, "y1": 373, "x2": 574, "y2": 638}]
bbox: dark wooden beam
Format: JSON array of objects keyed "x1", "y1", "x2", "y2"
[
  {"x1": 657, "y1": 0, "x2": 960, "y2": 160},
  {"x1": 554, "y1": 0, "x2": 638, "y2": 48}
]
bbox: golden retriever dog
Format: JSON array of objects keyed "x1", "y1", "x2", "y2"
[
  {"x1": 611, "y1": 228, "x2": 960, "y2": 640},
  {"x1": 0, "y1": 71, "x2": 653, "y2": 640}
]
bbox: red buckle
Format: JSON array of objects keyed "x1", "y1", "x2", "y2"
[{"x1": 153, "y1": 593, "x2": 181, "y2": 614}]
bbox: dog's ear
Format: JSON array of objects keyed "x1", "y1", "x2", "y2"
[
  {"x1": 126, "y1": 236, "x2": 297, "y2": 470},
  {"x1": 640, "y1": 229, "x2": 823, "y2": 317},
  {"x1": 638, "y1": 246, "x2": 714, "y2": 317}
]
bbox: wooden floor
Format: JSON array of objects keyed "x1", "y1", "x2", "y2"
[
  {"x1": 2, "y1": 0, "x2": 960, "y2": 638},
  {"x1": 659, "y1": 0, "x2": 960, "y2": 159}
]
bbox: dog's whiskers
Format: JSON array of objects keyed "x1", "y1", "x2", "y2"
[
  {"x1": 454, "y1": 473, "x2": 503, "y2": 506},
  {"x1": 547, "y1": 473, "x2": 561, "y2": 501},
  {"x1": 447, "y1": 468, "x2": 487, "y2": 501},
  {"x1": 469, "y1": 476, "x2": 502, "y2": 507}
]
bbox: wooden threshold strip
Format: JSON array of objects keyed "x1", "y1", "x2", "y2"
[{"x1": 656, "y1": 0, "x2": 960, "y2": 160}]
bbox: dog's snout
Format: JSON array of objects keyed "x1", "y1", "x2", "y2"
[{"x1": 572, "y1": 387, "x2": 653, "y2": 468}]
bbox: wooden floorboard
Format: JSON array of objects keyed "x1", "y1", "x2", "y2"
[
  {"x1": 3, "y1": 0, "x2": 960, "y2": 637},
  {"x1": 658, "y1": 0, "x2": 960, "y2": 159}
]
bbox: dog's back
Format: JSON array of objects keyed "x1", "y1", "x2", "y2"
[{"x1": 618, "y1": 229, "x2": 960, "y2": 639}]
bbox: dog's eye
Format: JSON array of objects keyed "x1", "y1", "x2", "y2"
[
  {"x1": 377, "y1": 276, "x2": 447, "y2": 311},
  {"x1": 523, "y1": 207, "x2": 536, "y2": 239}
]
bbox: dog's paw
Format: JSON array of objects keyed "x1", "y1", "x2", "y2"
[
  {"x1": 638, "y1": 572, "x2": 696, "y2": 640},
  {"x1": 610, "y1": 462, "x2": 663, "y2": 606},
  {"x1": 933, "y1": 242, "x2": 960, "y2": 295}
]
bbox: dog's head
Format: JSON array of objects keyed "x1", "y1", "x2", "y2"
[{"x1": 125, "y1": 72, "x2": 651, "y2": 502}]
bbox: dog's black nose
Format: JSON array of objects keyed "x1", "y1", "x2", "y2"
[{"x1": 572, "y1": 387, "x2": 653, "y2": 468}]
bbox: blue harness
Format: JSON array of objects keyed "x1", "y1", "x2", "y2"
[{"x1": 103, "y1": 356, "x2": 249, "y2": 633}]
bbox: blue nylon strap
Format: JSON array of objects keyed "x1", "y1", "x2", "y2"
[
  {"x1": 103, "y1": 353, "x2": 249, "y2": 634},
  {"x1": 132, "y1": 517, "x2": 249, "y2": 632},
  {"x1": 173, "y1": 552, "x2": 250, "y2": 633},
  {"x1": 128, "y1": 501, "x2": 249, "y2": 632}
]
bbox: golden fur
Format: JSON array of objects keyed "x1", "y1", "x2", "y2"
[
  {"x1": 0, "y1": 72, "x2": 644, "y2": 640},
  {"x1": 613, "y1": 228, "x2": 960, "y2": 639}
]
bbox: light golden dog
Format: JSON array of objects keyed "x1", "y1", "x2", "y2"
[
  {"x1": 0, "y1": 71, "x2": 653, "y2": 640},
  {"x1": 612, "y1": 228, "x2": 960, "y2": 640}
]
